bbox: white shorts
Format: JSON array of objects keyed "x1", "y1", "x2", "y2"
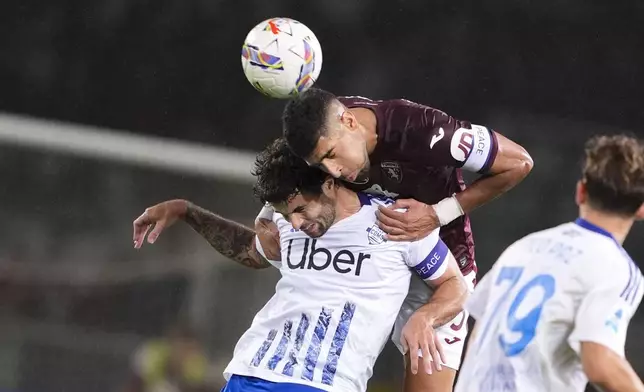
[{"x1": 391, "y1": 269, "x2": 477, "y2": 371}]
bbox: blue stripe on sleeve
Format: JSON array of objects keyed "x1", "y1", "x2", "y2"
[{"x1": 414, "y1": 239, "x2": 449, "y2": 280}]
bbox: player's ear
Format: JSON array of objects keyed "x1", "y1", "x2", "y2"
[
  {"x1": 340, "y1": 109, "x2": 358, "y2": 131},
  {"x1": 635, "y1": 203, "x2": 644, "y2": 221},
  {"x1": 322, "y1": 176, "x2": 335, "y2": 192},
  {"x1": 575, "y1": 180, "x2": 586, "y2": 206}
]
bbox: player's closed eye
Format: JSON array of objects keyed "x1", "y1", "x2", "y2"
[
  {"x1": 322, "y1": 148, "x2": 336, "y2": 161},
  {"x1": 282, "y1": 206, "x2": 306, "y2": 222}
]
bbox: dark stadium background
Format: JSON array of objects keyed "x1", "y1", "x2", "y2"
[{"x1": 1, "y1": 0, "x2": 642, "y2": 391}]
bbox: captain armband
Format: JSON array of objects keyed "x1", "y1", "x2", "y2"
[{"x1": 456, "y1": 124, "x2": 498, "y2": 173}]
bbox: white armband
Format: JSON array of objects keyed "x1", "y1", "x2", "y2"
[
  {"x1": 459, "y1": 124, "x2": 496, "y2": 173},
  {"x1": 254, "y1": 203, "x2": 275, "y2": 225},
  {"x1": 432, "y1": 195, "x2": 464, "y2": 226}
]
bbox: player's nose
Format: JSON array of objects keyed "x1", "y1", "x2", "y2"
[
  {"x1": 321, "y1": 161, "x2": 342, "y2": 178},
  {"x1": 290, "y1": 215, "x2": 304, "y2": 230}
]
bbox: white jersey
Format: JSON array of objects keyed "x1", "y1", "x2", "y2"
[
  {"x1": 456, "y1": 218, "x2": 643, "y2": 392},
  {"x1": 224, "y1": 193, "x2": 451, "y2": 392}
]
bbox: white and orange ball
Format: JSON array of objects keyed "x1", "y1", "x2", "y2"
[{"x1": 241, "y1": 18, "x2": 323, "y2": 99}]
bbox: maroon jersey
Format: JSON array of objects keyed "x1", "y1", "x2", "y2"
[{"x1": 338, "y1": 96, "x2": 499, "y2": 275}]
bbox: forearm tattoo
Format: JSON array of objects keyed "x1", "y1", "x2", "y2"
[{"x1": 183, "y1": 203, "x2": 270, "y2": 269}]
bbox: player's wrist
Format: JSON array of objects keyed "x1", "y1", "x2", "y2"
[
  {"x1": 432, "y1": 195, "x2": 464, "y2": 226},
  {"x1": 172, "y1": 199, "x2": 190, "y2": 219},
  {"x1": 412, "y1": 309, "x2": 440, "y2": 330}
]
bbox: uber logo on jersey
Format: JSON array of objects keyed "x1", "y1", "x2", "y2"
[
  {"x1": 287, "y1": 238, "x2": 369, "y2": 276},
  {"x1": 450, "y1": 128, "x2": 474, "y2": 162}
]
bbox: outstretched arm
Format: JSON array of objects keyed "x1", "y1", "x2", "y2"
[
  {"x1": 183, "y1": 202, "x2": 272, "y2": 269},
  {"x1": 133, "y1": 199, "x2": 275, "y2": 269}
]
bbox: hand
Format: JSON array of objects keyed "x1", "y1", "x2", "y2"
[
  {"x1": 376, "y1": 199, "x2": 440, "y2": 241},
  {"x1": 133, "y1": 199, "x2": 188, "y2": 248},
  {"x1": 400, "y1": 309, "x2": 445, "y2": 375}
]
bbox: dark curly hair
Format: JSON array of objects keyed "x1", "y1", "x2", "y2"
[
  {"x1": 252, "y1": 138, "x2": 330, "y2": 205},
  {"x1": 583, "y1": 134, "x2": 644, "y2": 216},
  {"x1": 282, "y1": 88, "x2": 338, "y2": 159}
]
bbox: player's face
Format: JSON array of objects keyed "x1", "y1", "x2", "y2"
[
  {"x1": 274, "y1": 191, "x2": 337, "y2": 238},
  {"x1": 306, "y1": 111, "x2": 371, "y2": 184}
]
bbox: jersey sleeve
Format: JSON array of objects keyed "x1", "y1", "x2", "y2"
[
  {"x1": 406, "y1": 228, "x2": 450, "y2": 281},
  {"x1": 253, "y1": 207, "x2": 282, "y2": 268},
  {"x1": 382, "y1": 99, "x2": 499, "y2": 173},
  {"x1": 567, "y1": 266, "x2": 643, "y2": 357}
]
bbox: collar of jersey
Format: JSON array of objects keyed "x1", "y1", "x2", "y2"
[
  {"x1": 574, "y1": 218, "x2": 617, "y2": 243},
  {"x1": 357, "y1": 192, "x2": 371, "y2": 206}
]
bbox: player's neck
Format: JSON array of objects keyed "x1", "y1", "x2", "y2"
[
  {"x1": 349, "y1": 108, "x2": 378, "y2": 154},
  {"x1": 333, "y1": 187, "x2": 363, "y2": 223},
  {"x1": 578, "y1": 206, "x2": 634, "y2": 245}
]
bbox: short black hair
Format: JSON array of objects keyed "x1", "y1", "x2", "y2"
[
  {"x1": 252, "y1": 138, "x2": 329, "y2": 205},
  {"x1": 583, "y1": 134, "x2": 644, "y2": 216},
  {"x1": 282, "y1": 88, "x2": 338, "y2": 159}
]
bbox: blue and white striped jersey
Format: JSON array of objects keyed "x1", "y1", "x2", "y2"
[{"x1": 224, "y1": 193, "x2": 450, "y2": 392}]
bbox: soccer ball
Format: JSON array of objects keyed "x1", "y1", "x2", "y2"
[{"x1": 241, "y1": 18, "x2": 323, "y2": 99}]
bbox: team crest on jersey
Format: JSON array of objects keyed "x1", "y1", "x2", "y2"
[
  {"x1": 381, "y1": 161, "x2": 403, "y2": 183},
  {"x1": 366, "y1": 224, "x2": 387, "y2": 245}
]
